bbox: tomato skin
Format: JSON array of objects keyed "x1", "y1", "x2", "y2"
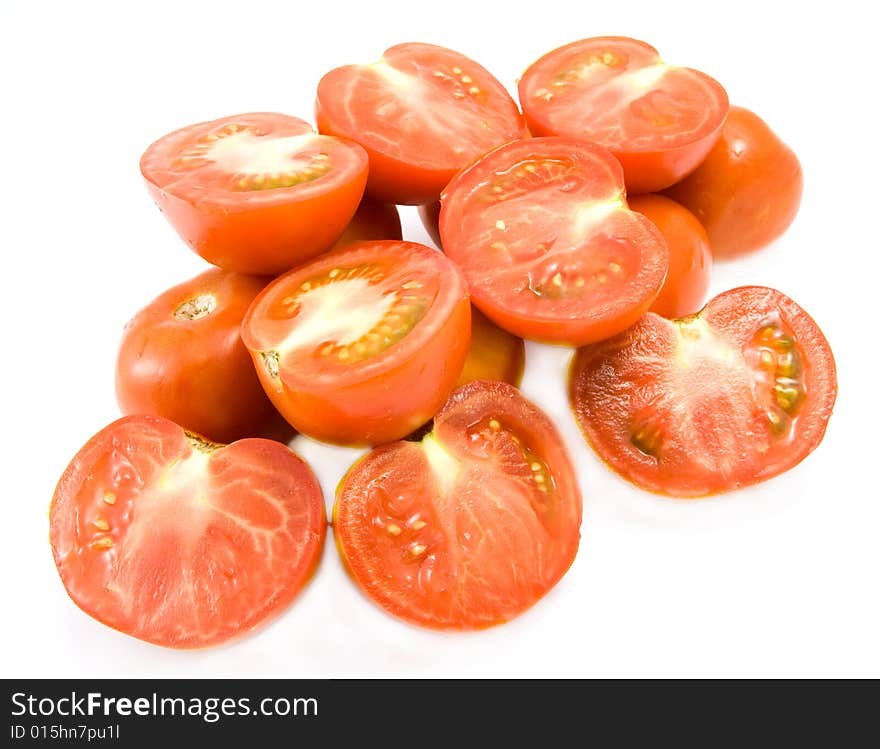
[
  {"x1": 458, "y1": 307, "x2": 525, "y2": 387},
  {"x1": 241, "y1": 241, "x2": 471, "y2": 446},
  {"x1": 628, "y1": 194, "x2": 712, "y2": 318},
  {"x1": 569, "y1": 286, "x2": 837, "y2": 497},
  {"x1": 141, "y1": 113, "x2": 368, "y2": 275},
  {"x1": 50, "y1": 416, "x2": 325, "y2": 648},
  {"x1": 664, "y1": 106, "x2": 803, "y2": 257},
  {"x1": 334, "y1": 381, "x2": 581, "y2": 630},
  {"x1": 519, "y1": 37, "x2": 729, "y2": 193},
  {"x1": 115, "y1": 269, "x2": 291, "y2": 444},
  {"x1": 417, "y1": 201, "x2": 443, "y2": 248},
  {"x1": 331, "y1": 197, "x2": 402, "y2": 250}
]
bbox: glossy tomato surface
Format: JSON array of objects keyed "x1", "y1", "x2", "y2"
[
  {"x1": 458, "y1": 307, "x2": 525, "y2": 387},
  {"x1": 241, "y1": 240, "x2": 471, "y2": 445},
  {"x1": 141, "y1": 113, "x2": 368, "y2": 274},
  {"x1": 116, "y1": 269, "x2": 291, "y2": 444},
  {"x1": 50, "y1": 416, "x2": 326, "y2": 648},
  {"x1": 331, "y1": 197, "x2": 402, "y2": 250},
  {"x1": 664, "y1": 106, "x2": 803, "y2": 258},
  {"x1": 569, "y1": 287, "x2": 837, "y2": 497},
  {"x1": 334, "y1": 381, "x2": 582, "y2": 630},
  {"x1": 519, "y1": 37, "x2": 729, "y2": 193},
  {"x1": 440, "y1": 137, "x2": 669, "y2": 345},
  {"x1": 316, "y1": 43, "x2": 528, "y2": 204},
  {"x1": 628, "y1": 194, "x2": 712, "y2": 318}
]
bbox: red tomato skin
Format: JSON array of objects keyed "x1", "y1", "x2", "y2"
[
  {"x1": 628, "y1": 194, "x2": 712, "y2": 318},
  {"x1": 50, "y1": 416, "x2": 326, "y2": 648},
  {"x1": 664, "y1": 106, "x2": 803, "y2": 257},
  {"x1": 417, "y1": 201, "x2": 443, "y2": 248},
  {"x1": 457, "y1": 308, "x2": 525, "y2": 388},
  {"x1": 115, "y1": 269, "x2": 292, "y2": 444},
  {"x1": 331, "y1": 198, "x2": 402, "y2": 250}
]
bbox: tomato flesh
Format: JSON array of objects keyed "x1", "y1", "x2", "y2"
[
  {"x1": 141, "y1": 113, "x2": 368, "y2": 274},
  {"x1": 569, "y1": 286, "x2": 837, "y2": 497},
  {"x1": 440, "y1": 137, "x2": 669, "y2": 345},
  {"x1": 50, "y1": 416, "x2": 326, "y2": 648},
  {"x1": 316, "y1": 43, "x2": 528, "y2": 204},
  {"x1": 334, "y1": 381, "x2": 581, "y2": 629},
  {"x1": 519, "y1": 37, "x2": 729, "y2": 192},
  {"x1": 241, "y1": 240, "x2": 471, "y2": 445}
]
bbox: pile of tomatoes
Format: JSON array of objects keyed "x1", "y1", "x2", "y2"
[{"x1": 49, "y1": 37, "x2": 837, "y2": 647}]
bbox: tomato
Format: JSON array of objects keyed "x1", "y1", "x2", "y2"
[
  {"x1": 628, "y1": 194, "x2": 712, "y2": 318},
  {"x1": 141, "y1": 112, "x2": 368, "y2": 275},
  {"x1": 334, "y1": 381, "x2": 581, "y2": 630},
  {"x1": 331, "y1": 197, "x2": 401, "y2": 250},
  {"x1": 316, "y1": 43, "x2": 529, "y2": 205},
  {"x1": 518, "y1": 37, "x2": 729, "y2": 193},
  {"x1": 439, "y1": 137, "x2": 669, "y2": 345},
  {"x1": 50, "y1": 416, "x2": 326, "y2": 648},
  {"x1": 116, "y1": 269, "x2": 292, "y2": 444},
  {"x1": 418, "y1": 201, "x2": 443, "y2": 248},
  {"x1": 569, "y1": 286, "x2": 837, "y2": 497},
  {"x1": 458, "y1": 307, "x2": 525, "y2": 387},
  {"x1": 241, "y1": 240, "x2": 471, "y2": 445},
  {"x1": 664, "y1": 106, "x2": 803, "y2": 258}
]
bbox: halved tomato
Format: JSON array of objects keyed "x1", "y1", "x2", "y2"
[
  {"x1": 458, "y1": 307, "x2": 525, "y2": 388},
  {"x1": 440, "y1": 137, "x2": 669, "y2": 345},
  {"x1": 141, "y1": 113, "x2": 368, "y2": 274},
  {"x1": 331, "y1": 197, "x2": 402, "y2": 250},
  {"x1": 519, "y1": 37, "x2": 729, "y2": 193},
  {"x1": 569, "y1": 287, "x2": 837, "y2": 497},
  {"x1": 334, "y1": 381, "x2": 582, "y2": 630},
  {"x1": 50, "y1": 416, "x2": 326, "y2": 648},
  {"x1": 115, "y1": 268, "x2": 292, "y2": 444},
  {"x1": 241, "y1": 240, "x2": 471, "y2": 445},
  {"x1": 316, "y1": 43, "x2": 529, "y2": 205}
]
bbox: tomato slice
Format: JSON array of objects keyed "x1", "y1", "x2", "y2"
[
  {"x1": 50, "y1": 416, "x2": 326, "y2": 648},
  {"x1": 440, "y1": 137, "x2": 669, "y2": 345},
  {"x1": 141, "y1": 113, "x2": 368, "y2": 275},
  {"x1": 334, "y1": 381, "x2": 582, "y2": 630},
  {"x1": 331, "y1": 197, "x2": 402, "y2": 250},
  {"x1": 316, "y1": 43, "x2": 528, "y2": 205},
  {"x1": 519, "y1": 37, "x2": 729, "y2": 193},
  {"x1": 241, "y1": 240, "x2": 471, "y2": 445},
  {"x1": 458, "y1": 307, "x2": 525, "y2": 388},
  {"x1": 569, "y1": 287, "x2": 837, "y2": 497}
]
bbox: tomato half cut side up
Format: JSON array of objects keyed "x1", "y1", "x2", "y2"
[
  {"x1": 316, "y1": 43, "x2": 529, "y2": 205},
  {"x1": 49, "y1": 416, "x2": 326, "y2": 648},
  {"x1": 241, "y1": 240, "x2": 471, "y2": 446},
  {"x1": 334, "y1": 381, "x2": 582, "y2": 630},
  {"x1": 440, "y1": 137, "x2": 669, "y2": 345},
  {"x1": 569, "y1": 286, "x2": 837, "y2": 497},
  {"x1": 519, "y1": 37, "x2": 729, "y2": 193},
  {"x1": 140, "y1": 113, "x2": 368, "y2": 275}
]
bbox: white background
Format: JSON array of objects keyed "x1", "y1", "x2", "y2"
[{"x1": 2, "y1": 0, "x2": 877, "y2": 678}]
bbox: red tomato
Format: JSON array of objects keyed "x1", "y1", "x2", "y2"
[
  {"x1": 116, "y1": 269, "x2": 291, "y2": 444},
  {"x1": 440, "y1": 137, "x2": 669, "y2": 345},
  {"x1": 331, "y1": 197, "x2": 402, "y2": 250},
  {"x1": 519, "y1": 37, "x2": 729, "y2": 193},
  {"x1": 664, "y1": 106, "x2": 803, "y2": 257},
  {"x1": 458, "y1": 307, "x2": 525, "y2": 388},
  {"x1": 417, "y1": 201, "x2": 443, "y2": 248},
  {"x1": 141, "y1": 113, "x2": 368, "y2": 274},
  {"x1": 50, "y1": 416, "x2": 326, "y2": 648},
  {"x1": 334, "y1": 381, "x2": 582, "y2": 629},
  {"x1": 241, "y1": 240, "x2": 471, "y2": 446},
  {"x1": 569, "y1": 287, "x2": 837, "y2": 497},
  {"x1": 628, "y1": 194, "x2": 712, "y2": 318},
  {"x1": 316, "y1": 43, "x2": 528, "y2": 205}
]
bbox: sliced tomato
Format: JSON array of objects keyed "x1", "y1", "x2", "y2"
[
  {"x1": 241, "y1": 240, "x2": 471, "y2": 446},
  {"x1": 458, "y1": 307, "x2": 525, "y2": 388},
  {"x1": 316, "y1": 43, "x2": 528, "y2": 205},
  {"x1": 50, "y1": 416, "x2": 326, "y2": 648},
  {"x1": 569, "y1": 287, "x2": 837, "y2": 497},
  {"x1": 334, "y1": 381, "x2": 582, "y2": 630},
  {"x1": 519, "y1": 37, "x2": 729, "y2": 193},
  {"x1": 627, "y1": 194, "x2": 712, "y2": 318},
  {"x1": 115, "y1": 269, "x2": 292, "y2": 444},
  {"x1": 664, "y1": 106, "x2": 803, "y2": 258},
  {"x1": 440, "y1": 137, "x2": 669, "y2": 345},
  {"x1": 141, "y1": 112, "x2": 368, "y2": 275},
  {"x1": 331, "y1": 197, "x2": 402, "y2": 250}
]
